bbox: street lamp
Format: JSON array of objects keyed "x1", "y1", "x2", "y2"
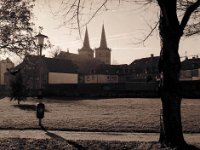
[
  {"x1": 35, "y1": 32, "x2": 48, "y2": 56},
  {"x1": 35, "y1": 32, "x2": 48, "y2": 99}
]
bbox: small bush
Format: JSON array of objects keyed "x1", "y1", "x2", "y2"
[{"x1": 10, "y1": 73, "x2": 28, "y2": 104}]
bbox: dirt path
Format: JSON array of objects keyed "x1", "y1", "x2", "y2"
[{"x1": 0, "y1": 130, "x2": 199, "y2": 144}]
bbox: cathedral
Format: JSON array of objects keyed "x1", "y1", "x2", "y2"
[
  {"x1": 56, "y1": 24, "x2": 111, "y2": 66},
  {"x1": 78, "y1": 24, "x2": 111, "y2": 65}
]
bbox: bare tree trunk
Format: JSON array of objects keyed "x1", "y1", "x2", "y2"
[
  {"x1": 158, "y1": 12, "x2": 186, "y2": 149},
  {"x1": 160, "y1": 91, "x2": 185, "y2": 147}
]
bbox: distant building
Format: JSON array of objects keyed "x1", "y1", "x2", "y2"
[
  {"x1": 0, "y1": 58, "x2": 14, "y2": 85},
  {"x1": 82, "y1": 54, "x2": 161, "y2": 84},
  {"x1": 84, "y1": 74, "x2": 118, "y2": 84},
  {"x1": 56, "y1": 50, "x2": 102, "y2": 75},
  {"x1": 83, "y1": 64, "x2": 122, "y2": 84},
  {"x1": 9, "y1": 55, "x2": 78, "y2": 90},
  {"x1": 128, "y1": 54, "x2": 159, "y2": 82},
  {"x1": 180, "y1": 57, "x2": 200, "y2": 81},
  {"x1": 56, "y1": 25, "x2": 111, "y2": 74}
]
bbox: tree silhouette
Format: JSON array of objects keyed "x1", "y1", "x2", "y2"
[
  {"x1": 0, "y1": 0, "x2": 36, "y2": 57},
  {"x1": 10, "y1": 72, "x2": 27, "y2": 105}
]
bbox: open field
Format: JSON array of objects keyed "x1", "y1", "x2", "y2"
[
  {"x1": 0, "y1": 97, "x2": 199, "y2": 149},
  {"x1": 0, "y1": 97, "x2": 199, "y2": 133}
]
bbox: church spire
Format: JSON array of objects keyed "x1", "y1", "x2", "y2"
[
  {"x1": 100, "y1": 24, "x2": 107, "y2": 48},
  {"x1": 82, "y1": 27, "x2": 91, "y2": 49}
]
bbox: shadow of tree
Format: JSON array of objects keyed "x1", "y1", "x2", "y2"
[
  {"x1": 13, "y1": 104, "x2": 49, "y2": 112},
  {"x1": 41, "y1": 126, "x2": 86, "y2": 150},
  {"x1": 13, "y1": 104, "x2": 36, "y2": 111}
]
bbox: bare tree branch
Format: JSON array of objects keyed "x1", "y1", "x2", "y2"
[
  {"x1": 82, "y1": 0, "x2": 108, "y2": 27},
  {"x1": 143, "y1": 21, "x2": 159, "y2": 43},
  {"x1": 76, "y1": 0, "x2": 82, "y2": 38},
  {"x1": 184, "y1": 21, "x2": 200, "y2": 36},
  {"x1": 180, "y1": 0, "x2": 200, "y2": 33}
]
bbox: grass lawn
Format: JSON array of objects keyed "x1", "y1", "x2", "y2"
[
  {"x1": 0, "y1": 97, "x2": 199, "y2": 150},
  {"x1": 0, "y1": 97, "x2": 199, "y2": 133}
]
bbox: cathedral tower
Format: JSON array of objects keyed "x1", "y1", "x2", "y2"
[
  {"x1": 95, "y1": 25, "x2": 111, "y2": 64},
  {"x1": 78, "y1": 27, "x2": 94, "y2": 59}
]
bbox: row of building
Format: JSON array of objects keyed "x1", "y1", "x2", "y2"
[
  {"x1": 0, "y1": 25, "x2": 200, "y2": 94},
  {"x1": 1, "y1": 55, "x2": 200, "y2": 85}
]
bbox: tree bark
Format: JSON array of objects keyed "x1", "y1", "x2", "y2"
[{"x1": 158, "y1": 11, "x2": 186, "y2": 149}]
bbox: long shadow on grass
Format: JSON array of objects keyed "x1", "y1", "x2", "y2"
[
  {"x1": 13, "y1": 104, "x2": 36, "y2": 111},
  {"x1": 13, "y1": 104, "x2": 49, "y2": 112},
  {"x1": 41, "y1": 125, "x2": 86, "y2": 150}
]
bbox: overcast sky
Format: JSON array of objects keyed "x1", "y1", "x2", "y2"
[{"x1": 33, "y1": 0, "x2": 200, "y2": 65}]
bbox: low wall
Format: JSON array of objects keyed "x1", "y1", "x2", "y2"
[
  {"x1": 44, "y1": 82, "x2": 159, "y2": 98},
  {"x1": 2, "y1": 81, "x2": 200, "y2": 98}
]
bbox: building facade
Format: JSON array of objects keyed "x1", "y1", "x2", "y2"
[
  {"x1": 9, "y1": 55, "x2": 78, "y2": 90},
  {"x1": 0, "y1": 58, "x2": 14, "y2": 85},
  {"x1": 84, "y1": 74, "x2": 118, "y2": 84},
  {"x1": 180, "y1": 57, "x2": 200, "y2": 81}
]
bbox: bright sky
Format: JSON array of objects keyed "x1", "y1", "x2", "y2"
[{"x1": 33, "y1": 1, "x2": 200, "y2": 65}]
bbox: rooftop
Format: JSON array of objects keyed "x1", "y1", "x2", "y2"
[{"x1": 181, "y1": 57, "x2": 200, "y2": 70}]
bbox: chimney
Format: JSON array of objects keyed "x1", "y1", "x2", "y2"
[{"x1": 150, "y1": 54, "x2": 154, "y2": 58}]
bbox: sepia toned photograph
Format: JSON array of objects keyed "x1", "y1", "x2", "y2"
[{"x1": 0, "y1": 0, "x2": 200, "y2": 149}]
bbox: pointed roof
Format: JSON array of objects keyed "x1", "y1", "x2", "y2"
[
  {"x1": 100, "y1": 24, "x2": 107, "y2": 48},
  {"x1": 82, "y1": 27, "x2": 91, "y2": 49},
  {"x1": 129, "y1": 56, "x2": 160, "y2": 74}
]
